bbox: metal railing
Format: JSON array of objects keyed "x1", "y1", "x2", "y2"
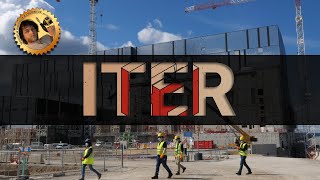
[
  {"x1": 0, "y1": 146, "x2": 231, "y2": 179},
  {"x1": 0, "y1": 150, "x2": 21, "y2": 177}
]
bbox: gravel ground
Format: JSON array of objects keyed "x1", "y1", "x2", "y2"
[{"x1": 39, "y1": 155, "x2": 320, "y2": 180}]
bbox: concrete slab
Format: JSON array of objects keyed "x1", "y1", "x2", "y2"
[{"x1": 35, "y1": 155, "x2": 320, "y2": 180}]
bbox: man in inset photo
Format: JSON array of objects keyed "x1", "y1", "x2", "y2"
[{"x1": 19, "y1": 19, "x2": 55, "y2": 50}]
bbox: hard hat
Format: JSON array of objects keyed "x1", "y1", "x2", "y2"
[
  {"x1": 240, "y1": 136, "x2": 245, "y2": 141},
  {"x1": 85, "y1": 138, "x2": 91, "y2": 143},
  {"x1": 157, "y1": 132, "x2": 164, "y2": 137},
  {"x1": 174, "y1": 135, "x2": 180, "y2": 140}
]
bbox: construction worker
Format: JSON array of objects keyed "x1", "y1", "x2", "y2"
[
  {"x1": 151, "y1": 133, "x2": 173, "y2": 179},
  {"x1": 236, "y1": 136, "x2": 252, "y2": 176},
  {"x1": 80, "y1": 139, "x2": 102, "y2": 180},
  {"x1": 174, "y1": 135, "x2": 186, "y2": 175}
]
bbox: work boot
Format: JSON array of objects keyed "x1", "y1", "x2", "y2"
[
  {"x1": 151, "y1": 176, "x2": 158, "y2": 179},
  {"x1": 98, "y1": 173, "x2": 102, "y2": 179},
  {"x1": 182, "y1": 167, "x2": 186, "y2": 173},
  {"x1": 79, "y1": 178, "x2": 84, "y2": 180},
  {"x1": 176, "y1": 172, "x2": 180, "y2": 175},
  {"x1": 168, "y1": 173, "x2": 173, "y2": 178},
  {"x1": 246, "y1": 171, "x2": 252, "y2": 175},
  {"x1": 236, "y1": 172, "x2": 241, "y2": 175}
]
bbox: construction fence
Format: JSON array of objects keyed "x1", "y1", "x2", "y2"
[{"x1": 0, "y1": 147, "x2": 232, "y2": 178}]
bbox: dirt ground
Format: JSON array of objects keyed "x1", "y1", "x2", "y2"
[
  {"x1": 0, "y1": 164, "x2": 79, "y2": 176},
  {"x1": 39, "y1": 155, "x2": 320, "y2": 180}
]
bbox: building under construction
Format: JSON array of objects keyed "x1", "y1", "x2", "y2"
[
  {"x1": 0, "y1": 25, "x2": 313, "y2": 157},
  {"x1": 93, "y1": 24, "x2": 291, "y2": 151}
]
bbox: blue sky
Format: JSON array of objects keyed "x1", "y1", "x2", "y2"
[
  {"x1": 0, "y1": 0, "x2": 318, "y2": 55},
  {"x1": 47, "y1": 0, "x2": 320, "y2": 55}
]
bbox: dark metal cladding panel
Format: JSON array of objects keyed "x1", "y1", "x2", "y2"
[
  {"x1": 47, "y1": 59, "x2": 55, "y2": 74},
  {"x1": 68, "y1": 88, "x2": 82, "y2": 105},
  {"x1": 73, "y1": 70, "x2": 83, "y2": 90},
  {"x1": 11, "y1": 66, "x2": 19, "y2": 96},
  {"x1": 28, "y1": 62, "x2": 41, "y2": 76},
  {"x1": 72, "y1": 58, "x2": 84, "y2": 71},
  {"x1": 57, "y1": 71, "x2": 70, "y2": 91},
  {"x1": 55, "y1": 56, "x2": 69, "y2": 72},
  {"x1": 96, "y1": 87, "x2": 103, "y2": 109}
]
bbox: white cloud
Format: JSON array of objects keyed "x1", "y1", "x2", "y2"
[
  {"x1": 138, "y1": 23, "x2": 182, "y2": 44},
  {"x1": 146, "y1": 22, "x2": 153, "y2": 28},
  {"x1": 25, "y1": 0, "x2": 54, "y2": 10},
  {"x1": 119, "y1": 41, "x2": 135, "y2": 48},
  {"x1": 51, "y1": 29, "x2": 108, "y2": 55},
  {"x1": 106, "y1": 24, "x2": 119, "y2": 31},
  {"x1": 0, "y1": 49, "x2": 8, "y2": 55},
  {"x1": 62, "y1": 30, "x2": 75, "y2": 40},
  {"x1": 153, "y1": 19, "x2": 163, "y2": 28},
  {"x1": 96, "y1": 24, "x2": 119, "y2": 31},
  {"x1": 0, "y1": 0, "x2": 108, "y2": 55}
]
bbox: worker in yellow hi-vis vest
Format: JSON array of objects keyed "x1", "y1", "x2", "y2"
[
  {"x1": 151, "y1": 133, "x2": 173, "y2": 179},
  {"x1": 174, "y1": 135, "x2": 186, "y2": 175},
  {"x1": 80, "y1": 139, "x2": 102, "y2": 180},
  {"x1": 236, "y1": 136, "x2": 252, "y2": 176}
]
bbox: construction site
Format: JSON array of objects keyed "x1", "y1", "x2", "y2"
[{"x1": 1, "y1": 0, "x2": 320, "y2": 179}]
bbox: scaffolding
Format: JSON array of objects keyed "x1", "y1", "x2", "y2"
[
  {"x1": 0, "y1": 128, "x2": 37, "y2": 147},
  {"x1": 305, "y1": 126, "x2": 317, "y2": 159}
]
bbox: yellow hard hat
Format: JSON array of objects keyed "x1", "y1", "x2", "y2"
[
  {"x1": 240, "y1": 136, "x2": 245, "y2": 141},
  {"x1": 174, "y1": 135, "x2": 180, "y2": 140},
  {"x1": 157, "y1": 132, "x2": 164, "y2": 137}
]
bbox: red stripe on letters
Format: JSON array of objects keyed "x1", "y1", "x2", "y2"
[
  {"x1": 121, "y1": 68, "x2": 129, "y2": 116},
  {"x1": 193, "y1": 68, "x2": 199, "y2": 115},
  {"x1": 179, "y1": 110, "x2": 188, "y2": 116},
  {"x1": 151, "y1": 83, "x2": 184, "y2": 116}
]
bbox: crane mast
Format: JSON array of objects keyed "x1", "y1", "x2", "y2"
[
  {"x1": 89, "y1": 0, "x2": 98, "y2": 55},
  {"x1": 185, "y1": 0, "x2": 257, "y2": 144},
  {"x1": 295, "y1": 0, "x2": 305, "y2": 55}
]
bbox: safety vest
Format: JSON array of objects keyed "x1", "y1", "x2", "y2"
[
  {"x1": 83, "y1": 146, "x2": 94, "y2": 164},
  {"x1": 174, "y1": 142, "x2": 182, "y2": 155},
  {"x1": 157, "y1": 141, "x2": 167, "y2": 155},
  {"x1": 239, "y1": 143, "x2": 248, "y2": 156}
]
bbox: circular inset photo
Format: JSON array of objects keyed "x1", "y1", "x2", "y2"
[{"x1": 13, "y1": 8, "x2": 60, "y2": 55}]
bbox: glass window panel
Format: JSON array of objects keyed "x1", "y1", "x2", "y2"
[
  {"x1": 227, "y1": 30, "x2": 247, "y2": 51},
  {"x1": 104, "y1": 49, "x2": 118, "y2": 55},
  {"x1": 123, "y1": 47, "x2": 135, "y2": 55},
  {"x1": 154, "y1": 42, "x2": 173, "y2": 55},
  {"x1": 229, "y1": 50, "x2": 240, "y2": 55},
  {"x1": 248, "y1": 29, "x2": 259, "y2": 49},
  {"x1": 269, "y1": 26, "x2": 280, "y2": 46},
  {"x1": 137, "y1": 45, "x2": 153, "y2": 55},
  {"x1": 259, "y1": 27, "x2": 269, "y2": 47},
  {"x1": 212, "y1": 52, "x2": 228, "y2": 55},
  {"x1": 186, "y1": 34, "x2": 226, "y2": 55},
  {"x1": 174, "y1": 40, "x2": 186, "y2": 55},
  {"x1": 245, "y1": 46, "x2": 280, "y2": 55},
  {"x1": 96, "y1": 51, "x2": 104, "y2": 55}
]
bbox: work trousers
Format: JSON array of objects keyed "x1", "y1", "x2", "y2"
[
  {"x1": 175, "y1": 155, "x2": 185, "y2": 173},
  {"x1": 155, "y1": 155, "x2": 172, "y2": 176},
  {"x1": 238, "y1": 155, "x2": 251, "y2": 174},
  {"x1": 82, "y1": 164, "x2": 101, "y2": 179}
]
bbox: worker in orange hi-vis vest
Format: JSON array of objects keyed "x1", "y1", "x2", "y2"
[{"x1": 80, "y1": 139, "x2": 102, "y2": 180}]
